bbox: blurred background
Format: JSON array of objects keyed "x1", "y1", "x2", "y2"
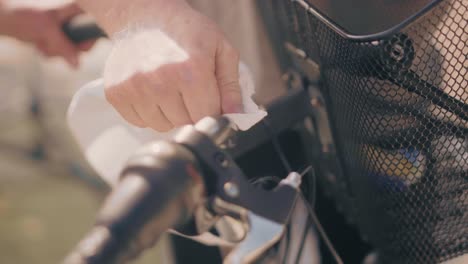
[{"x1": 0, "y1": 5, "x2": 167, "y2": 263}]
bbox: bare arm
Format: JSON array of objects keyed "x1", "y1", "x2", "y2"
[
  {"x1": 75, "y1": 0, "x2": 243, "y2": 131},
  {"x1": 76, "y1": 0, "x2": 186, "y2": 35},
  {"x1": 0, "y1": 1, "x2": 94, "y2": 67}
]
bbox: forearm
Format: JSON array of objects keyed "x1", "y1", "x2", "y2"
[{"x1": 76, "y1": 0, "x2": 188, "y2": 36}]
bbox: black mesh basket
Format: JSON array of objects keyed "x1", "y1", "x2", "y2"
[{"x1": 257, "y1": 1, "x2": 467, "y2": 263}]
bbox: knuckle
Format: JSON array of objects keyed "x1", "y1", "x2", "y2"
[
  {"x1": 130, "y1": 74, "x2": 149, "y2": 96},
  {"x1": 219, "y1": 79, "x2": 240, "y2": 91},
  {"x1": 152, "y1": 82, "x2": 170, "y2": 97},
  {"x1": 129, "y1": 73, "x2": 165, "y2": 99},
  {"x1": 143, "y1": 72, "x2": 172, "y2": 97},
  {"x1": 105, "y1": 84, "x2": 132, "y2": 106},
  {"x1": 224, "y1": 44, "x2": 240, "y2": 61},
  {"x1": 176, "y1": 66, "x2": 200, "y2": 92},
  {"x1": 104, "y1": 88, "x2": 120, "y2": 105}
]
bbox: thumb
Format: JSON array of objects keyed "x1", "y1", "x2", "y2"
[
  {"x1": 216, "y1": 40, "x2": 243, "y2": 114},
  {"x1": 47, "y1": 21, "x2": 79, "y2": 68}
]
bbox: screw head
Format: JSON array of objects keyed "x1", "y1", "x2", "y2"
[
  {"x1": 310, "y1": 97, "x2": 321, "y2": 108},
  {"x1": 215, "y1": 152, "x2": 229, "y2": 168},
  {"x1": 224, "y1": 182, "x2": 240, "y2": 198},
  {"x1": 390, "y1": 43, "x2": 405, "y2": 61}
]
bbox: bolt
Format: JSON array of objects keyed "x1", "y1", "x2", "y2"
[
  {"x1": 224, "y1": 182, "x2": 240, "y2": 198},
  {"x1": 226, "y1": 138, "x2": 236, "y2": 148},
  {"x1": 311, "y1": 97, "x2": 321, "y2": 108},
  {"x1": 214, "y1": 152, "x2": 229, "y2": 168},
  {"x1": 390, "y1": 43, "x2": 405, "y2": 61}
]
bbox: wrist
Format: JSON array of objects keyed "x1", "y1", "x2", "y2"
[{"x1": 78, "y1": 0, "x2": 188, "y2": 37}]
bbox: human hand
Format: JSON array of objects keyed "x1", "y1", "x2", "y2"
[
  {"x1": 96, "y1": 1, "x2": 243, "y2": 132},
  {"x1": 0, "y1": 3, "x2": 95, "y2": 68}
]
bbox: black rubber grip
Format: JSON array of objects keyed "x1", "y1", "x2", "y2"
[{"x1": 62, "y1": 21, "x2": 107, "y2": 43}]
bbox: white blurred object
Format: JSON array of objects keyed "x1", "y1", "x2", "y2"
[
  {"x1": 67, "y1": 63, "x2": 267, "y2": 185},
  {"x1": 35, "y1": 39, "x2": 111, "y2": 162},
  {"x1": 0, "y1": 34, "x2": 111, "y2": 174},
  {"x1": 0, "y1": 38, "x2": 40, "y2": 150},
  {"x1": 0, "y1": 38, "x2": 37, "y2": 115}
]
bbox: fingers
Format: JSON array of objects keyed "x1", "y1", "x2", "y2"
[
  {"x1": 178, "y1": 61, "x2": 221, "y2": 122},
  {"x1": 104, "y1": 85, "x2": 146, "y2": 128},
  {"x1": 77, "y1": 40, "x2": 97, "y2": 52},
  {"x1": 46, "y1": 24, "x2": 80, "y2": 67},
  {"x1": 105, "y1": 70, "x2": 194, "y2": 132},
  {"x1": 107, "y1": 85, "x2": 175, "y2": 132},
  {"x1": 216, "y1": 39, "x2": 243, "y2": 114},
  {"x1": 104, "y1": 45, "x2": 240, "y2": 132},
  {"x1": 133, "y1": 103, "x2": 173, "y2": 132},
  {"x1": 129, "y1": 73, "x2": 176, "y2": 132},
  {"x1": 158, "y1": 92, "x2": 193, "y2": 126},
  {"x1": 143, "y1": 65, "x2": 194, "y2": 126},
  {"x1": 99, "y1": 10, "x2": 241, "y2": 133}
]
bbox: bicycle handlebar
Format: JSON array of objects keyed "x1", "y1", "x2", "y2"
[
  {"x1": 64, "y1": 87, "x2": 314, "y2": 264},
  {"x1": 64, "y1": 141, "x2": 204, "y2": 264}
]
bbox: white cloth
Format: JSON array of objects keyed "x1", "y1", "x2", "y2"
[{"x1": 67, "y1": 63, "x2": 267, "y2": 185}]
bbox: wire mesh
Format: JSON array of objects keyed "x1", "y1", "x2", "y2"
[{"x1": 257, "y1": 0, "x2": 467, "y2": 263}]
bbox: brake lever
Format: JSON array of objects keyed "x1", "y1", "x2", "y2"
[
  {"x1": 175, "y1": 117, "x2": 298, "y2": 224},
  {"x1": 173, "y1": 117, "x2": 306, "y2": 263},
  {"x1": 220, "y1": 172, "x2": 304, "y2": 264}
]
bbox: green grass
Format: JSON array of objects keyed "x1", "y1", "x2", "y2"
[{"x1": 0, "y1": 153, "x2": 165, "y2": 264}]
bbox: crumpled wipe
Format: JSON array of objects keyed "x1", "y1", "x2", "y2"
[{"x1": 67, "y1": 63, "x2": 267, "y2": 185}]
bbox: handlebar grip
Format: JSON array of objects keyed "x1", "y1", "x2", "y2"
[
  {"x1": 62, "y1": 20, "x2": 107, "y2": 44},
  {"x1": 64, "y1": 141, "x2": 204, "y2": 264}
]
